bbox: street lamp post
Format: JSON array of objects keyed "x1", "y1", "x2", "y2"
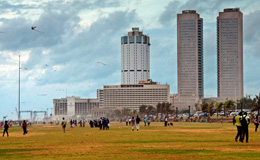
[{"x1": 18, "y1": 55, "x2": 21, "y2": 121}]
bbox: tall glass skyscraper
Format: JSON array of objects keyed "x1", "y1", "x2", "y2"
[
  {"x1": 121, "y1": 28, "x2": 150, "y2": 84},
  {"x1": 177, "y1": 10, "x2": 203, "y2": 98},
  {"x1": 217, "y1": 8, "x2": 243, "y2": 101},
  {"x1": 175, "y1": 10, "x2": 203, "y2": 109}
]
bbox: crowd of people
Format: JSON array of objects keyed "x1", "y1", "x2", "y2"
[{"x1": 60, "y1": 117, "x2": 111, "y2": 133}]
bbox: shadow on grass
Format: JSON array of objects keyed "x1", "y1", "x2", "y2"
[
  {"x1": 114, "y1": 140, "x2": 229, "y2": 144},
  {"x1": 0, "y1": 148, "x2": 41, "y2": 155},
  {"x1": 134, "y1": 148, "x2": 260, "y2": 158}
]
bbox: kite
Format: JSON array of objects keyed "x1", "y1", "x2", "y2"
[{"x1": 31, "y1": 26, "x2": 44, "y2": 34}]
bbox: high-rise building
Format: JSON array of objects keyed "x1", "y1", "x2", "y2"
[
  {"x1": 121, "y1": 27, "x2": 151, "y2": 84},
  {"x1": 175, "y1": 10, "x2": 203, "y2": 109},
  {"x1": 217, "y1": 8, "x2": 243, "y2": 101}
]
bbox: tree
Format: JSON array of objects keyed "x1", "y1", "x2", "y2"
[
  {"x1": 165, "y1": 102, "x2": 173, "y2": 114},
  {"x1": 252, "y1": 93, "x2": 260, "y2": 115},
  {"x1": 208, "y1": 102, "x2": 214, "y2": 116},
  {"x1": 122, "y1": 108, "x2": 131, "y2": 117},
  {"x1": 139, "y1": 105, "x2": 147, "y2": 115},
  {"x1": 147, "y1": 106, "x2": 156, "y2": 115},
  {"x1": 195, "y1": 103, "x2": 199, "y2": 111},
  {"x1": 201, "y1": 102, "x2": 208, "y2": 112},
  {"x1": 114, "y1": 109, "x2": 122, "y2": 117},
  {"x1": 237, "y1": 96, "x2": 253, "y2": 110},
  {"x1": 224, "y1": 100, "x2": 235, "y2": 116},
  {"x1": 156, "y1": 103, "x2": 161, "y2": 118},
  {"x1": 215, "y1": 102, "x2": 223, "y2": 117},
  {"x1": 132, "y1": 110, "x2": 137, "y2": 116},
  {"x1": 161, "y1": 102, "x2": 166, "y2": 114}
]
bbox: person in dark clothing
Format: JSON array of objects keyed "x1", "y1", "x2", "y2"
[
  {"x1": 254, "y1": 116, "x2": 259, "y2": 132},
  {"x1": 3, "y1": 121, "x2": 9, "y2": 137},
  {"x1": 235, "y1": 112, "x2": 243, "y2": 143},
  {"x1": 70, "y1": 119, "x2": 73, "y2": 128},
  {"x1": 164, "y1": 117, "x2": 168, "y2": 127},
  {"x1": 107, "y1": 118, "x2": 110, "y2": 130},
  {"x1": 99, "y1": 118, "x2": 103, "y2": 130},
  {"x1": 103, "y1": 118, "x2": 107, "y2": 130},
  {"x1": 136, "y1": 116, "x2": 140, "y2": 131},
  {"x1": 22, "y1": 120, "x2": 27, "y2": 135},
  {"x1": 89, "y1": 120, "x2": 94, "y2": 128},
  {"x1": 241, "y1": 112, "x2": 250, "y2": 143}
]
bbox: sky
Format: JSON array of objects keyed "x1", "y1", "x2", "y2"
[{"x1": 0, "y1": 0, "x2": 260, "y2": 120}]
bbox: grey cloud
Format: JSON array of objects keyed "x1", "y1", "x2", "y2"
[
  {"x1": 159, "y1": 0, "x2": 252, "y2": 26},
  {"x1": 22, "y1": 10, "x2": 139, "y2": 86}
]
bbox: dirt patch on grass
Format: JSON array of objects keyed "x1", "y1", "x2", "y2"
[{"x1": 7, "y1": 132, "x2": 45, "y2": 137}]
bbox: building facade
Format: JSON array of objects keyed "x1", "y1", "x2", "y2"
[
  {"x1": 217, "y1": 8, "x2": 243, "y2": 101},
  {"x1": 176, "y1": 10, "x2": 203, "y2": 109},
  {"x1": 53, "y1": 97, "x2": 99, "y2": 119},
  {"x1": 121, "y1": 27, "x2": 151, "y2": 84},
  {"x1": 100, "y1": 82, "x2": 170, "y2": 110}
]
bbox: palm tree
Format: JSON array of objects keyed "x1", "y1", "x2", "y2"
[
  {"x1": 208, "y1": 102, "x2": 214, "y2": 116},
  {"x1": 122, "y1": 108, "x2": 131, "y2": 117},
  {"x1": 147, "y1": 106, "x2": 156, "y2": 115},
  {"x1": 215, "y1": 102, "x2": 223, "y2": 117},
  {"x1": 224, "y1": 100, "x2": 235, "y2": 116},
  {"x1": 156, "y1": 103, "x2": 161, "y2": 118},
  {"x1": 165, "y1": 102, "x2": 172, "y2": 115},
  {"x1": 201, "y1": 102, "x2": 208, "y2": 113},
  {"x1": 139, "y1": 105, "x2": 147, "y2": 115}
]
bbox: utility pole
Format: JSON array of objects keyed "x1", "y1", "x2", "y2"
[
  {"x1": 18, "y1": 55, "x2": 21, "y2": 121},
  {"x1": 176, "y1": 107, "x2": 178, "y2": 118}
]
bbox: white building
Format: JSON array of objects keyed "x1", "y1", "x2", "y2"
[
  {"x1": 121, "y1": 27, "x2": 151, "y2": 84},
  {"x1": 99, "y1": 81, "x2": 170, "y2": 110},
  {"x1": 52, "y1": 96, "x2": 99, "y2": 120}
]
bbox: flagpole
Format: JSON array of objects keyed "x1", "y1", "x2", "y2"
[{"x1": 18, "y1": 55, "x2": 20, "y2": 120}]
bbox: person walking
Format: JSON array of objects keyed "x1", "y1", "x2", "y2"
[
  {"x1": 148, "y1": 118, "x2": 151, "y2": 126},
  {"x1": 22, "y1": 120, "x2": 27, "y2": 135},
  {"x1": 136, "y1": 116, "x2": 140, "y2": 131},
  {"x1": 99, "y1": 118, "x2": 103, "y2": 130},
  {"x1": 144, "y1": 117, "x2": 147, "y2": 126},
  {"x1": 129, "y1": 118, "x2": 131, "y2": 126},
  {"x1": 61, "y1": 117, "x2": 67, "y2": 133},
  {"x1": 235, "y1": 112, "x2": 243, "y2": 143},
  {"x1": 254, "y1": 116, "x2": 259, "y2": 132},
  {"x1": 131, "y1": 117, "x2": 135, "y2": 131},
  {"x1": 164, "y1": 116, "x2": 168, "y2": 127},
  {"x1": 241, "y1": 112, "x2": 250, "y2": 143},
  {"x1": 2, "y1": 121, "x2": 9, "y2": 137},
  {"x1": 103, "y1": 118, "x2": 107, "y2": 130}
]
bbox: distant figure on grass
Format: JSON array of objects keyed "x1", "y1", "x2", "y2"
[
  {"x1": 61, "y1": 117, "x2": 67, "y2": 133},
  {"x1": 241, "y1": 112, "x2": 250, "y2": 143},
  {"x1": 2, "y1": 121, "x2": 9, "y2": 137},
  {"x1": 136, "y1": 116, "x2": 140, "y2": 131},
  {"x1": 129, "y1": 118, "x2": 131, "y2": 126},
  {"x1": 126, "y1": 118, "x2": 128, "y2": 126},
  {"x1": 70, "y1": 119, "x2": 73, "y2": 128},
  {"x1": 22, "y1": 120, "x2": 27, "y2": 135},
  {"x1": 148, "y1": 118, "x2": 151, "y2": 126},
  {"x1": 131, "y1": 117, "x2": 135, "y2": 131},
  {"x1": 164, "y1": 117, "x2": 168, "y2": 127},
  {"x1": 107, "y1": 118, "x2": 110, "y2": 129},
  {"x1": 99, "y1": 118, "x2": 103, "y2": 130},
  {"x1": 144, "y1": 117, "x2": 147, "y2": 126},
  {"x1": 254, "y1": 116, "x2": 259, "y2": 132},
  {"x1": 235, "y1": 112, "x2": 243, "y2": 143}
]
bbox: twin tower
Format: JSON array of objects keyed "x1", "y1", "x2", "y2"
[{"x1": 121, "y1": 8, "x2": 243, "y2": 106}]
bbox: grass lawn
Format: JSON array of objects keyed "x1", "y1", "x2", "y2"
[{"x1": 1, "y1": 122, "x2": 260, "y2": 160}]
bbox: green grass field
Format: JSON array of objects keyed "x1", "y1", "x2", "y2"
[{"x1": 1, "y1": 122, "x2": 260, "y2": 160}]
